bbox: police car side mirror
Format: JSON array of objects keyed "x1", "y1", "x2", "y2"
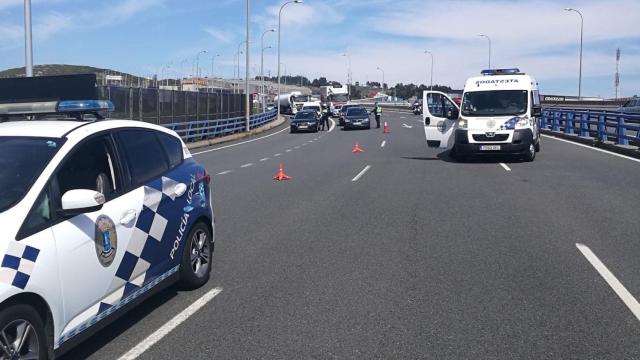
[
  {"x1": 59, "y1": 189, "x2": 105, "y2": 217},
  {"x1": 532, "y1": 105, "x2": 542, "y2": 117}
]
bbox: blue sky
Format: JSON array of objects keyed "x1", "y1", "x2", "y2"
[{"x1": 0, "y1": 0, "x2": 638, "y2": 97}]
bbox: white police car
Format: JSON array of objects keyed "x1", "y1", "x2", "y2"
[
  {"x1": 0, "y1": 99, "x2": 214, "y2": 358},
  {"x1": 423, "y1": 68, "x2": 542, "y2": 162}
]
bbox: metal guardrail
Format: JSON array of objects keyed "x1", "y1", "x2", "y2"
[
  {"x1": 542, "y1": 109, "x2": 640, "y2": 148},
  {"x1": 164, "y1": 109, "x2": 278, "y2": 143}
]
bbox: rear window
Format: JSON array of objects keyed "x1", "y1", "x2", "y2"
[
  {"x1": 117, "y1": 130, "x2": 170, "y2": 185},
  {"x1": 157, "y1": 132, "x2": 183, "y2": 168},
  {"x1": 0, "y1": 137, "x2": 62, "y2": 213}
]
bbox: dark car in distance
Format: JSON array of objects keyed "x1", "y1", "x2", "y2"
[
  {"x1": 338, "y1": 104, "x2": 360, "y2": 126},
  {"x1": 617, "y1": 97, "x2": 640, "y2": 114},
  {"x1": 290, "y1": 110, "x2": 319, "y2": 133},
  {"x1": 343, "y1": 107, "x2": 371, "y2": 130}
]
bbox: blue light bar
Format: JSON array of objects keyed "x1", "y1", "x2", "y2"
[
  {"x1": 56, "y1": 100, "x2": 114, "y2": 113},
  {"x1": 481, "y1": 68, "x2": 522, "y2": 75}
]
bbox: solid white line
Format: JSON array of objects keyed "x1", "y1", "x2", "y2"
[
  {"x1": 216, "y1": 170, "x2": 232, "y2": 175},
  {"x1": 192, "y1": 126, "x2": 289, "y2": 156},
  {"x1": 273, "y1": 153, "x2": 282, "y2": 157},
  {"x1": 117, "y1": 287, "x2": 223, "y2": 360},
  {"x1": 499, "y1": 163, "x2": 511, "y2": 172},
  {"x1": 259, "y1": 158, "x2": 269, "y2": 162},
  {"x1": 542, "y1": 135, "x2": 640, "y2": 164},
  {"x1": 352, "y1": 165, "x2": 371, "y2": 182},
  {"x1": 381, "y1": 140, "x2": 386, "y2": 148},
  {"x1": 240, "y1": 163, "x2": 253, "y2": 168},
  {"x1": 576, "y1": 244, "x2": 640, "y2": 321}
]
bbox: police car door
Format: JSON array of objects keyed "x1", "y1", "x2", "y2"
[
  {"x1": 50, "y1": 134, "x2": 142, "y2": 341},
  {"x1": 423, "y1": 91, "x2": 460, "y2": 149}
]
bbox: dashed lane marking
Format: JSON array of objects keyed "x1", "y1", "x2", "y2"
[
  {"x1": 499, "y1": 163, "x2": 512, "y2": 172},
  {"x1": 381, "y1": 140, "x2": 386, "y2": 148},
  {"x1": 274, "y1": 153, "x2": 282, "y2": 157},
  {"x1": 216, "y1": 170, "x2": 232, "y2": 175},
  {"x1": 402, "y1": 123, "x2": 413, "y2": 129},
  {"x1": 576, "y1": 244, "x2": 640, "y2": 322},
  {"x1": 286, "y1": 149, "x2": 292, "y2": 152},
  {"x1": 240, "y1": 163, "x2": 254, "y2": 168},
  {"x1": 352, "y1": 165, "x2": 371, "y2": 182},
  {"x1": 260, "y1": 158, "x2": 269, "y2": 162},
  {"x1": 117, "y1": 287, "x2": 223, "y2": 360}
]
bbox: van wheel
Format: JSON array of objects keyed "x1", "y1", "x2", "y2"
[
  {"x1": 535, "y1": 138, "x2": 541, "y2": 152},
  {"x1": 179, "y1": 222, "x2": 213, "y2": 289},
  {"x1": 0, "y1": 304, "x2": 47, "y2": 360},
  {"x1": 525, "y1": 143, "x2": 536, "y2": 162}
]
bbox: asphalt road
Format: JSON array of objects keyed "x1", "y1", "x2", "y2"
[{"x1": 62, "y1": 111, "x2": 640, "y2": 359}]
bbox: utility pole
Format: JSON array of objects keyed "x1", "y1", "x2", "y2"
[
  {"x1": 277, "y1": 0, "x2": 303, "y2": 121},
  {"x1": 24, "y1": 0, "x2": 33, "y2": 77},
  {"x1": 615, "y1": 48, "x2": 620, "y2": 99},
  {"x1": 478, "y1": 34, "x2": 491, "y2": 70},
  {"x1": 245, "y1": 0, "x2": 251, "y2": 131},
  {"x1": 564, "y1": 8, "x2": 584, "y2": 99}
]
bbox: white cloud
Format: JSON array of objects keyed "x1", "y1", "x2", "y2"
[{"x1": 205, "y1": 26, "x2": 234, "y2": 44}]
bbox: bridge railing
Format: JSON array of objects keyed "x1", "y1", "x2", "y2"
[
  {"x1": 164, "y1": 109, "x2": 278, "y2": 143},
  {"x1": 541, "y1": 109, "x2": 640, "y2": 148}
]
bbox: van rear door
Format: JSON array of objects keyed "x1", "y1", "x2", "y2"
[{"x1": 422, "y1": 91, "x2": 460, "y2": 149}]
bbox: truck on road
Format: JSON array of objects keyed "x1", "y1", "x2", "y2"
[{"x1": 320, "y1": 85, "x2": 350, "y2": 116}]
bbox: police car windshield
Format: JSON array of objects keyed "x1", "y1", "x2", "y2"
[
  {"x1": 0, "y1": 137, "x2": 62, "y2": 213},
  {"x1": 462, "y1": 90, "x2": 528, "y2": 116},
  {"x1": 294, "y1": 112, "x2": 315, "y2": 119},
  {"x1": 346, "y1": 108, "x2": 367, "y2": 116}
]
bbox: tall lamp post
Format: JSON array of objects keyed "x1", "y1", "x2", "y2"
[
  {"x1": 343, "y1": 53, "x2": 352, "y2": 96},
  {"x1": 478, "y1": 34, "x2": 491, "y2": 69},
  {"x1": 376, "y1": 66, "x2": 385, "y2": 91},
  {"x1": 24, "y1": 0, "x2": 33, "y2": 77},
  {"x1": 245, "y1": 0, "x2": 250, "y2": 132},
  {"x1": 211, "y1": 54, "x2": 220, "y2": 78},
  {"x1": 261, "y1": 28, "x2": 276, "y2": 112},
  {"x1": 277, "y1": 0, "x2": 303, "y2": 120},
  {"x1": 195, "y1": 50, "x2": 207, "y2": 79},
  {"x1": 261, "y1": 45, "x2": 272, "y2": 112},
  {"x1": 564, "y1": 7, "x2": 584, "y2": 99},
  {"x1": 423, "y1": 50, "x2": 433, "y2": 91}
]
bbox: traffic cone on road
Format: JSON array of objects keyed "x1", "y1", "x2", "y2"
[
  {"x1": 352, "y1": 143, "x2": 364, "y2": 153},
  {"x1": 383, "y1": 122, "x2": 390, "y2": 134},
  {"x1": 273, "y1": 163, "x2": 292, "y2": 181}
]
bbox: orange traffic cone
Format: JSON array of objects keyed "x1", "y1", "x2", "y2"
[
  {"x1": 383, "y1": 122, "x2": 390, "y2": 134},
  {"x1": 273, "y1": 163, "x2": 292, "y2": 181},
  {"x1": 352, "y1": 143, "x2": 364, "y2": 153}
]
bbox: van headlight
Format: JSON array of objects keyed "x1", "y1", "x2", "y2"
[
  {"x1": 516, "y1": 116, "x2": 530, "y2": 129},
  {"x1": 458, "y1": 119, "x2": 468, "y2": 129}
]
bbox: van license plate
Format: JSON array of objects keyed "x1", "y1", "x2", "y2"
[{"x1": 480, "y1": 145, "x2": 501, "y2": 151}]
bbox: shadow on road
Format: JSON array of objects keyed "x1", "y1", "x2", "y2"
[
  {"x1": 59, "y1": 285, "x2": 181, "y2": 359},
  {"x1": 435, "y1": 149, "x2": 528, "y2": 164}
]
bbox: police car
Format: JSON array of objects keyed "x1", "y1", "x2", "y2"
[
  {"x1": 423, "y1": 68, "x2": 542, "y2": 162},
  {"x1": 0, "y1": 99, "x2": 214, "y2": 358}
]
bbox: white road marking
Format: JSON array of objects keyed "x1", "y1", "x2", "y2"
[
  {"x1": 260, "y1": 158, "x2": 269, "y2": 162},
  {"x1": 314, "y1": 138, "x2": 319, "y2": 140},
  {"x1": 192, "y1": 126, "x2": 289, "y2": 156},
  {"x1": 542, "y1": 135, "x2": 640, "y2": 164},
  {"x1": 352, "y1": 165, "x2": 371, "y2": 182},
  {"x1": 400, "y1": 116, "x2": 406, "y2": 119},
  {"x1": 274, "y1": 153, "x2": 282, "y2": 157},
  {"x1": 402, "y1": 123, "x2": 413, "y2": 129},
  {"x1": 381, "y1": 140, "x2": 386, "y2": 148},
  {"x1": 329, "y1": 118, "x2": 336, "y2": 132},
  {"x1": 240, "y1": 163, "x2": 254, "y2": 168},
  {"x1": 301, "y1": 143, "x2": 308, "y2": 146},
  {"x1": 216, "y1": 170, "x2": 232, "y2": 176},
  {"x1": 294, "y1": 146, "x2": 301, "y2": 149},
  {"x1": 285, "y1": 149, "x2": 292, "y2": 152},
  {"x1": 499, "y1": 163, "x2": 512, "y2": 172},
  {"x1": 576, "y1": 244, "x2": 640, "y2": 321},
  {"x1": 117, "y1": 287, "x2": 223, "y2": 360}
]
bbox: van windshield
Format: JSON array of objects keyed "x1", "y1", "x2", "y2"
[{"x1": 462, "y1": 90, "x2": 528, "y2": 116}]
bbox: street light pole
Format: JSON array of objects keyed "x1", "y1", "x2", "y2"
[
  {"x1": 24, "y1": 0, "x2": 33, "y2": 77},
  {"x1": 277, "y1": 0, "x2": 303, "y2": 121},
  {"x1": 245, "y1": 0, "x2": 251, "y2": 131},
  {"x1": 196, "y1": 50, "x2": 207, "y2": 79},
  {"x1": 423, "y1": 50, "x2": 433, "y2": 91},
  {"x1": 211, "y1": 54, "x2": 220, "y2": 78},
  {"x1": 564, "y1": 8, "x2": 584, "y2": 99},
  {"x1": 261, "y1": 28, "x2": 276, "y2": 112},
  {"x1": 343, "y1": 53, "x2": 352, "y2": 96},
  {"x1": 376, "y1": 66, "x2": 385, "y2": 91},
  {"x1": 478, "y1": 34, "x2": 491, "y2": 69}
]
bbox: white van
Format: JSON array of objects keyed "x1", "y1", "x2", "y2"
[{"x1": 423, "y1": 68, "x2": 542, "y2": 161}]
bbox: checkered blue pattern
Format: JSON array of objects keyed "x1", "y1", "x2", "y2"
[{"x1": 0, "y1": 242, "x2": 40, "y2": 289}]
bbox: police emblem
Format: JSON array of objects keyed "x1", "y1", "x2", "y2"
[{"x1": 95, "y1": 215, "x2": 117, "y2": 267}]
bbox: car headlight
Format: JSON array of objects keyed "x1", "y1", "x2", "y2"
[
  {"x1": 345, "y1": 119, "x2": 351, "y2": 122},
  {"x1": 458, "y1": 119, "x2": 468, "y2": 129}
]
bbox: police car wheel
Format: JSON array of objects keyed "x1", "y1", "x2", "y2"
[
  {"x1": 0, "y1": 305, "x2": 47, "y2": 360},
  {"x1": 179, "y1": 222, "x2": 213, "y2": 289}
]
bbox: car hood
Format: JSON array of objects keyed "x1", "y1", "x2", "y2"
[
  {"x1": 291, "y1": 118, "x2": 317, "y2": 123},
  {"x1": 345, "y1": 115, "x2": 369, "y2": 120}
]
